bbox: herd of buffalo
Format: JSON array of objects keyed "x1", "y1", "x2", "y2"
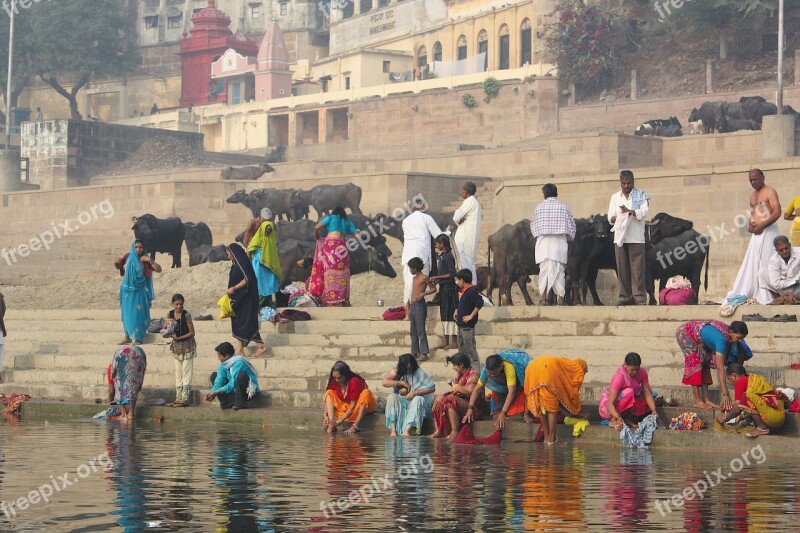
[
  {"x1": 635, "y1": 95, "x2": 799, "y2": 137},
  {"x1": 129, "y1": 180, "x2": 710, "y2": 307}
]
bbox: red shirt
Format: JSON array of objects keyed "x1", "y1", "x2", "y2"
[
  {"x1": 326, "y1": 375, "x2": 367, "y2": 402},
  {"x1": 734, "y1": 375, "x2": 749, "y2": 404}
]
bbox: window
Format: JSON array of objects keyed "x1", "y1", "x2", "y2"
[
  {"x1": 520, "y1": 19, "x2": 532, "y2": 66},
  {"x1": 232, "y1": 82, "x2": 241, "y2": 105},
  {"x1": 280, "y1": 2, "x2": 287, "y2": 16},
  {"x1": 478, "y1": 30, "x2": 488, "y2": 71},
  {"x1": 383, "y1": 61, "x2": 391, "y2": 73},
  {"x1": 360, "y1": 0, "x2": 371, "y2": 14},
  {"x1": 417, "y1": 45, "x2": 427, "y2": 68},
  {"x1": 322, "y1": 79, "x2": 329, "y2": 92},
  {"x1": 433, "y1": 42, "x2": 442, "y2": 63},
  {"x1": 379, "y1": 0, "x2": 390, "y2": 6},
  {"x1": 498, "y1": 25, "x2": 509, "y2": 70},
  {"x1": 343, "y1": 1, "x2": 354, "y2": 19},
  {"x1": 251, "y1": 4, "x2": 261, "y2": 19},
  {"x1": 144, "y1": 16, "x2": 159, "y2": 29},
  {"x1": 457, "y1": 35, "x2": 467, "y2": 61},
  {"x1": 167, "y1": 14, "x2": 182, "y2": 29},
  {"x1": 345, "y1": 76, "x2": 350, "y2": 90}
]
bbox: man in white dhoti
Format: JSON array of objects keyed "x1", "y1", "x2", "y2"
[
  {"x1": 727, "y1": 169, "x2": 782, "y2": 304},
  {"x1": 401, "y1": 204, "x2": 443, "y2": 316},
  {"x1": 447, "y1": 182, "x2": 482, "y2": 283},
  {"x1": 758, "y1": 235, "x2": 800, "y2": 298},
  {"x1": 608, "y1": 171, "x2": 650, "y2": 305},
  {"x1": 530, "y1": 184, "x2": 576, "y2": 305}
]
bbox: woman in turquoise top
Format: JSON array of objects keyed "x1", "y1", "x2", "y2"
[
  {"x1": 308, "y1": 206, "x2": 358, "y2": 306},
  {"x1": 382, "y1": 353, "x2": 436, "y2": 436}
]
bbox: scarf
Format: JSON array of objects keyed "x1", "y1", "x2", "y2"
[
  {"x1": 630, "y1": 187, "x2": 650, "y2": 210},
  {"x1": 222, "y1": 355, "x2": 259, "y2": 399},
  {"x1": 246, "y1": 220, "x2": 283, "y2": 279}
]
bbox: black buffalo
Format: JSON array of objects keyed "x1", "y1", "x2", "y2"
[
  {"x1": 566, "y1": 214, "x2": 615, "y2": 306},
  {"x1": 645, "y1": 229, "x2": 710, "y2": 304},
  {"x1": 275, "y1": 219, "x2": 316, "y2": 243},
  {"x1": 717, "y1": 116, "x2": 760, "y2": 133},
  {"x1": 226, "y1": 188, "x2": 301, "y2": 221},
  {"x1": 292, "y1": 183, "x2": 363, "y2": 219},
  {"x1": 132, "y1": 214, "x2": 185, "y2": 268},
  {"x1": 183, "y1": 222, "x2": 212, "y2": 248},
  {"x1": 654, "y1": 124, "x2": 683, "y2": 137},
  {"x1": 188, "y1": 244, "x2": 229, "y2": 266},
  {"x1": 648, "y1": 213, "x2": 693, "y2": 246},
  {"x1": 220, "y1": 163, "x2": 275, "y2": 181},
  {"x1": 689, "y1": 101, "x2": 724, "y2": 134},
  {"x1": 486, "y1": 219, "x2": 538, "y2": 306}
]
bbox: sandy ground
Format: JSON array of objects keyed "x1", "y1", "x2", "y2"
[{"x1": 0, "y1": 237, "x2": 542, "y2": 312}]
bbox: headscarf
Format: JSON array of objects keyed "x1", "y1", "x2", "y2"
[
  {"x1": 120, "y1": 241, "x2": 154, "y2": 302},
  {"x1": 246, "y1": 220, "x2": 282, "y2": 279},
  {"x1": 260, "y1": 208, "x2": 273, "y2": 220}
]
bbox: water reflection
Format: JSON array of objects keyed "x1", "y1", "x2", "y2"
[{"x1": 0, "y1": 421, "x2": 798, "y2": 531}]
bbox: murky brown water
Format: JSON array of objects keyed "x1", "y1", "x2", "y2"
[{"x1": 0, "y1": 419, "x2": 797, "y2": 532}]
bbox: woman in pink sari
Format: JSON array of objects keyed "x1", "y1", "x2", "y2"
[
  {"x1": 307, "y1": 207, "x2": 357, "y2": 306},
  {"x1": 600, "y1": 352, "x2": 661, "y2": 430},
  {"x1": 429, "y1": 352, "x2": 484, "y2": 438}
]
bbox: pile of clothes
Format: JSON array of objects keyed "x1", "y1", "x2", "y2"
[{"x1": 669, "y1": 412, "x2": 706, "y2": 430}]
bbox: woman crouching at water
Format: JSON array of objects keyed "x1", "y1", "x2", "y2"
[
  {"x1": 524, "y1": 356, "x2": 588, "y2": 444},
  {"x1": 323, "y1": 361, "x2": 376, "y2": 434},
  {"x1": 715, "y1": 363, "x2": 786, "y2": 438},
  {"x1": 429, "y1": 352, "x2": 484, "y2": 439},
  {"x1": 463, "y1": 350, "x2": 533, "y2": 430},
  {"x1": 599, "y1": 352, "x2": 660, "y2": 430}
]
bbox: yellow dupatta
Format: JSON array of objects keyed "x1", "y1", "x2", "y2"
[{"x1": 246, "y1": 220, "x2": 282, "y2": 279}]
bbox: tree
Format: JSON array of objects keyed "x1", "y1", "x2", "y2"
[
  {"x1": 544, "y1": 0, "x2": 630, "y2": 95},
  {"x1": 678, "y1": 0, "x2": 776, "y2": 60},
  {"x1": 27, "y1": 0, "x2": 138, "y2": 118}
]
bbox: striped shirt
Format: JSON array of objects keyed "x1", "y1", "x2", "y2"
[{"x1": 530, "y1": 198, "x2": 576, "y2": 240}]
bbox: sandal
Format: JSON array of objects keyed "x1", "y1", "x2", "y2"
[
  {"x1": 745, "y1": 428, "x2": 770, "y2": 438},
  {"x1": 118, "y1": 338, "x2": 132, "y2": 345}
]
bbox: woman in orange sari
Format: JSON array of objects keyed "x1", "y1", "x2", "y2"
[
  {"x1": 524, "y1": 355, "x2": 588, "y2": 444},
  {"x1": 429, "y1": 352, "x2": 484, "y2": 439},
  {"x1": 323, "y1": 360, "x2": 376, "y2": 433}
]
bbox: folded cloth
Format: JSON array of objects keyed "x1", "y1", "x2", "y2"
[
  {"x1": 620, "y1": 414, "x2": 658, "y2": 448},
  {"x1": 665, "y1": 275, "x2": 692, "y2": 290},
  {"x1": 146, "y1": 398, "x2": 167, "y2": 406},
  {"x1": 720, "y1": 294, "x2": 748, "y2": 317},
  {"x1": 93, "y1": 407, "x2": 121, "y2": 419},
  {"x1": 564, "y1": 416, "x2": 589, "y2": 437},
  {"x1": 259, "y1": 306, "x2": 277, "y2": 322},
  {"x1": 453, "y1": 424, "x2": 502, "y2": 444}
]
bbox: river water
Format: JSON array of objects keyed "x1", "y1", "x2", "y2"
[{"x1": 0, "y1": 419, "x2": 797, "y2": 532}]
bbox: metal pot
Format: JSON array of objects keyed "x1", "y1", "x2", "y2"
[{"x1": 377, "y1": 299, "x2": 385, "y2": 307}]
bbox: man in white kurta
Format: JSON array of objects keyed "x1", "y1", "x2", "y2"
[
  {"x1": 608, "y1": 171, "x2": 650, "y2": 305},
  {"x1": 401, "y1": 206, "x2": 443, "y2": 306},
  {"x1": 448, "y1": 182, "x2": 482, "y2": 283},
  {"x1": 759, "y1": 236, "x2": 800, "y2": 297},
  {"x1": 530, "y1": 184, "x2": 576, "y2": 305}
]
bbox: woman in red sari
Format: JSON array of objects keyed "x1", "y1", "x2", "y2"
[
  {"x1": 307, "y1": 207, "x2": 357, "y2": 306},
  {"x1": 429, "y1": 352, "x2": 484, "y2": 438}
]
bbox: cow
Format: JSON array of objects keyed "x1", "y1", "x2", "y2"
[
  {"x1": 687, "y1": 120, "x2": 704, "y2": 135},
  {"x1": 486, "y1": 219, "x2": 538, "y2": 306},
  {"x1": 131, "y1": 214, "x2": 185, "y2": 268},
  {"x1": 689, "y1": 101, "x2": 724, "y2": 134},
  {"x1": 566, "y1": 214, "x2": 615, "y2": 306},
  {"x1": 292, "y1": 183, "x2": 363, "y2": 219},
  {"x1": 220, "y1": 163, "x2": 275, "y2": 180},
  {"x1": 275, "y1": 239, "x2": 396, "y2": 305},
  {"x1": 183, "y1": 222, "x2": 213, "y2": 249},
  {"x1": 648, "y1": 213, "x2": 693, "y2": 246},
  {"x1": 717, "y1": 116, "x2": 760, "y2": 133},
  {"x1": 645, "y1": 229, "x2": 710, "y2": 305}
]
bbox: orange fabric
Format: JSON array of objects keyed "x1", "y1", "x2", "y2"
[
  {"x1": 324, "y1": 388, "x2": 376, "y2": 423},
  {"x1": 486, "y1": 388, "x2": 527, "y2": 416},
  {"x1": 524, "y1": 356, "x2": 587, "y2": 416}
]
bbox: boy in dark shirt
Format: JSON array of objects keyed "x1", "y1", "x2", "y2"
[{"x1": 454, "y1": 269, "x2": 482, "y2": 371}]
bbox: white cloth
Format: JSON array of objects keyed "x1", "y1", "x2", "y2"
[
  {"x1": 432, "y1": 53, "x2": 486, "y2": 77},
  {"x1": 175, "y1": 356, "x2": 194, "y2": 390},
  {"x1": 401, "y1": 211, "x2": 443, "y2": 265},
  {"x1": 607, "y1": 191, "x2": 649, "y2": 244},
  {"x1": 458, "y1": 254, "x2": 477, "y2": 286},
  {"x1": 536, "y1": 234, "x2": 568, "y2": 298},
  {"x1": 453, "y1": 195, "x2": 482, "y2": 258},
  {"x1": 760, "y1": 248, "x2": 800, "y2": 296},
  {"x1": 403, "y1": 260, "x2": 431, "y2": 304},
  {"x1": 727, "y1": 224, "x2": 779, "y2": 304},
  {"x1": 442, "y1": 321, "x2": 457, "y2": 336}
]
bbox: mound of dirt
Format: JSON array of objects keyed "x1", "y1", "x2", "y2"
[{"x1": 101, "y1": 136, "x2": 216, "y2": 176}]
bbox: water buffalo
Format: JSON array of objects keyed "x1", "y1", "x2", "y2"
[
  {"x1": 275, "y1": 239, "x2": 396, "y2": 305},
  {"x1": 646, "y1": 229, "x2": 709, "y2": 305},
  {"x1": 740, "y1": 97, "x2": 776, "y2": 125},
  {"x1": 486, "y1": 219, "x2": 537, "y2": 306},
  {"x1": 226, "y1": 188, "x2": 301, "y2": 221},
  {"x1": 566, "y1": 214, "x2": 615, "y2": 306},
  {"x1": 275, "y1": 219, "x2": 316, "y2": 243},
  {"x1": 188, "y1": 244, "x2": 229, "y2": 266},
  {"x1": 226, "y1": 189, "x2": 273, "y2": 217},
  {"x1": 131, "y1": 214, "x2": 185, "y2": 268},
  {"x1": 689, "y1": 101, "x2": 724, "y2": 134},
  {"x1": 220, "y1": 163, "x2": 275, "y2": 180},
  {"x1": 183, "y1": 222, "x2": 212, "y2": 249},
  {"x1": 717, "y1": 116, "x2": 760, "y2": 133},
  {"x1": 292, "y1": 183, "x2": 363, "y2": 219},
  {"x1": 648, "y1": 213, "x2": 693, "y2": 246}
]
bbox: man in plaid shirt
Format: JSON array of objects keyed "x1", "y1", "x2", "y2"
[{"x1": 530, "y1": 184, "x2": 576, "y2": 305}]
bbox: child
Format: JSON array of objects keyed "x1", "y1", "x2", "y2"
[
  {"x1": 167, "y1": 293, "x2": 196, "y2": 407},
  {"x1": 454, "y1": 269, "x2": 483, "y2": 371},
  {"x1": 409, "y1": 257, "x2": 436, "y2": 362},
  {"x1": 428, "y1": 234, "x2": 459, "y2": 351}
]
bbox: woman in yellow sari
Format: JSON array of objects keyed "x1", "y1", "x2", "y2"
[
  {"x1": 524, "y1": 355, "x2": 588, "y2": 444},
  {"x1": 323, "y1": 360, "x2": 376, "y2": 433},
  {"x1": 246, "y1": 208, "x2": 282, "y2": 307},
  {"x1": 716, "y1": 363, "x2": 786, "y2": 437}
]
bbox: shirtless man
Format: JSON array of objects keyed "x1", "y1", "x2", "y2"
[
  {"x1": 727, "y1": 169, "x2": 781, "y2": 304},
  {"x1": 408, "y1": 257, "x2": 436, "y2": 362}
]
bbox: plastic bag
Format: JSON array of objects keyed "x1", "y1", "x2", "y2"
[{"x1": 217, "y1": 294, "x2": 236, "y2": 319}]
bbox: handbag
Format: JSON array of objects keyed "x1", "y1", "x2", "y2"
[{"x1": 382, "y1": 306, "x2": 406, "y2": 320}]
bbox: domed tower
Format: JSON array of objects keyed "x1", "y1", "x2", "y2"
[{"x1": 254, "y1": 19, "x2": 293, "y2": 100}]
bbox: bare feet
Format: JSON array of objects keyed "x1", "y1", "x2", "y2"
[
  {"x1": 390, "y1": 430, "x2": 398, "y2": 437},
  {"x1": 131, "y1": 341, "x2": 142, "y2": 346},
  {"x1": 416, "y1": 354, "x2": 430, "y2": 362},
  {"x1": 118, "y1": 337, "x2": 132, "y2": 345},
  {"x1": 402, "y1": 429, "x2": 413, "y2": 436},
  {"x1": 745, "y1": 427, "x2": 769, "y2": 438},
  {"x1": 251, "y1": 347, "x2": 268, "y2": 358},
  {"x1": 693, "y1": 401, "x2": 711, "y2": 410},
  {"x1": 432, "y1": 343, "x2": 448, "y2": 351},
  {"x1": 524, "y1": 413, "x2": 533, "y2": 424},
  {"x1": 445, "y1": 432, "x2": 458, "y2": 439},
  {"x1": 427, "y1": 432, "x2": 441, "y2": 439},
  {"x1": 344, "y1": 425, "x2": 360, "y2": 434},
  {"x1": 704, "y1": 401, "x2": 720, "y2": 409}
]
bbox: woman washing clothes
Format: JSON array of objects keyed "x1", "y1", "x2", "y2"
[{"x1": 599, "y1": 352, "x2": 660, "y2": 430}]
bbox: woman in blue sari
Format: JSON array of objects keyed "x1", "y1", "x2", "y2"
[
  {"x1": 382, "y1": 353, "x2": 436, "y2": 436},
  {"x1": 246, "y1": 208, "x2": 282, "y2": 307},
  {"x1": 463, "y1": 349, "x2": 533, "y2": 430},
  {"x1": 115, "y1": 240, "x2": 161, "y2": 345},
  {"x1": 226, "y1": 243, "x2": 268, "y2": 358}
]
